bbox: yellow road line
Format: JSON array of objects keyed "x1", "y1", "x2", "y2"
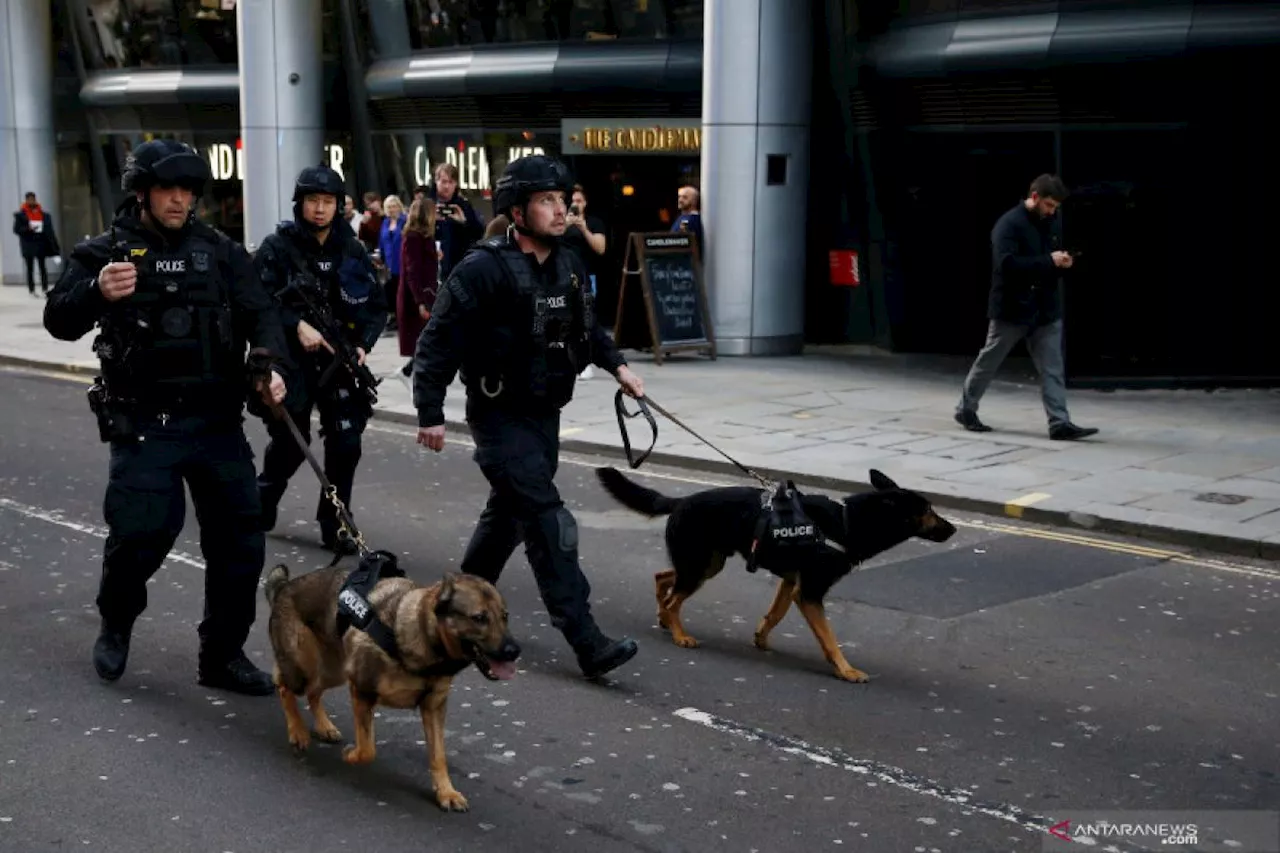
[{"x1": 1004, "y1": 491, "x2": 1051, "y2": 519}]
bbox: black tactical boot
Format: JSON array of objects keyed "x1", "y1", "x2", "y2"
[
  {"x1": 577, "y1": 635, "x2": 639, "y2": 679},
  {"x1": 197, "y1": 652, "x2": 275, "y2": 696},
  {"x1": 93, "y1": 621, "x2": 133, "y2": 682}
]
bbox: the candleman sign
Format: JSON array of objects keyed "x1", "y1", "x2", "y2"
[{"x1": 561, "y1": 119, "x2": 701, "y2": 156}]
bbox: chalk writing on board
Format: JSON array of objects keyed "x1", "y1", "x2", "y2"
[{"x1": 645, "y1": 258, "x2": 705, "y2": 343}]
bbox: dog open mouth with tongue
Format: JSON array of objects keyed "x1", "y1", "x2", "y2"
[{"x1": 470, "y1": 640, "x2": 521, "y2": 681}]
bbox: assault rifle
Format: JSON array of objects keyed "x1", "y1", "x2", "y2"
[{"x1": 279, "y1": 247, "x2": 381, "y2": 407}]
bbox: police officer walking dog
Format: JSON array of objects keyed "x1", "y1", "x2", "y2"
[
  {"x1": 44, "y1": 139, "x2": 290, "y2": 695},
  {"x1": 253, "y1": 165, "x2": 388, "y2": 555},
  {"x1": 413, "y1": 155, "x2": 646, "y2": 679}
]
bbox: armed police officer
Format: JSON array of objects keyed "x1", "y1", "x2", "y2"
[
  {"x1": 43, "y1": 139, "x2": 290, "y2": 695},
  {"x1": 253, "y1": 165, "x2": 387, "y2": 555},
  {"x1": 413, "y1": 155, "x2": 646, "y2": 679}
]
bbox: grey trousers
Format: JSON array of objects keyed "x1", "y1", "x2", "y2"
[{"x1": 957, "y1": 319, "x2": 1070, "y2": 428}]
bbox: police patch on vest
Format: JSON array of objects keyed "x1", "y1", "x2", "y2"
[
  {"x1": 161, "y1": 306, "x2": 193, "y2": 337},
  {"x1": 192, "y1": 251, "x2": 210, "y2": 272},
  {"x1": 156, "y1": 258, "x2": 186, "y2": 274},
  {"x1": 547, "y1": 295, "x2": 568, "y2": 309},
  {"x1": 317, "y1": 260, "x2": 334, "y2": 273}
]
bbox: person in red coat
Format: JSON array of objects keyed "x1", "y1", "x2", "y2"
[{"x1": 398, "y1": 198, "x2": 440, "y2": 381}]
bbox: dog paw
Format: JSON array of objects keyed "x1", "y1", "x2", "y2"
[
  {"x1": 835, "y1": 666, "x2": 870, "y2": 683},
  {"x1": 287, "y1": 729, "x2": 311, "y2": 753},
  {"x1": 656, "y1": 612, "x2": 671, "y2": 630},
  {"x1": 343, "y1": 745, "x2": 375, "y2": 764},
  {"x1": 672, "y1": 634, "x2": 699, "y2": 649},
  {"x1": 752, "y1": 633, "x2": 770, "y2": 651},
  {"x1": 313, "y1": 725, "x2": 343, "y2": 744},
  {"x1": 435, "y1": 788, "x2": 470, "y2": 812}
]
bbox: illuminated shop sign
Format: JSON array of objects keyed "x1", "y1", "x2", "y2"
[
  {"x1": 561, "y1": 119, "x2": 701, "y2": 156},
  {"x1": 207, "y1": 143, "x2": 347, "y2": 182},
  {"x1": 412, "y1": 144, "x2": 545, "y2": 195}
]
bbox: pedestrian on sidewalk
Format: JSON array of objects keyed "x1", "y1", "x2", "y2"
[
  {"x1": 377, "y1": 194, "x2": 407, "y2": 333},
  {"x1": 955, "y1": 174, "x2": 1097, "y2": 441},
  {"x1": 12, "y1": 192, "x2": 61, "y2": 297},
  {"x1": 43, "y1": 140, "x2": 290, "y2": 695},
  {"x1": 397, "y1": 198, "x2": 439, "y2": 384},
  {"x1": 413, "y1": 154, "x2": 645, "y2": 680}
]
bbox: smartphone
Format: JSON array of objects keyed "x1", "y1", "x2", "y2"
[{"x1": 569, "y1": 204, "x2": 580, "y2": 217}]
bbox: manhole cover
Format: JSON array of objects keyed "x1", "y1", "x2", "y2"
[{"x1": 1194, "y1": 492, "x2": 1249, "y2": 505}]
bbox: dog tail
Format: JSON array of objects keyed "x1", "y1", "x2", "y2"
[
  {"x1": 596, "y1": 466, "x2": 679, "y2": 517},
  {"x1": 263, "y1": 563, "x2": 290, "y2": 607}
]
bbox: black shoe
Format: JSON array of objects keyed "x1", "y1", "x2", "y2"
[
  {"x1": 400, "y1": 360, "x2": 413, "y2": 377},
  {"x1": 1049, "y1": 422, "x2": 1099, "y2": 441},
  {"x1": 197, "y1": 652, "x2": 275, "y2": 696},
  {"x1": 577, "y1": 636, "x2": 639, "y2": 679},
  {"x1": 954, "y1": 410, "x2": 992, "y2": 433},
  {"x1": 92, "y1": 622, "x2": 132, "y2": 682}
]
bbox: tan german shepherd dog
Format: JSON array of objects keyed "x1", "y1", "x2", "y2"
[{"x1": 263, "y1": 564, "x2": 521, "y2": 811}]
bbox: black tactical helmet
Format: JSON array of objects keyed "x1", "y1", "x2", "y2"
[
  {"x1": 292, "y1": 164, "x2": 345, "y2": 203},
  {"x1": 121, "y1": 139, "x2": 211, "y2": 196},
  {"x1": 493, "y1": 155, "x2": 574, "y2": 217}
]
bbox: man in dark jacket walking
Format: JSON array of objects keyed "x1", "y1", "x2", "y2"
[
  {"x1": 955, "y1": 174, "x2": 1097, "y2": 441},
  {"x1": 13, "y1": 192, "x2": 61, "y2": 296}
]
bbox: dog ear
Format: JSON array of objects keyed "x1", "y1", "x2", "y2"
[
  {"x1": 869, "y1": 469, "x2": 899, "y2": 491},
  {"x1": 435, "y1": 572, "x2": 457, "y2": 616}
]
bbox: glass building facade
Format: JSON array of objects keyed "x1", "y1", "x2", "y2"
[{"x1": 5, "y1": 0, "x2": 1280, "y2": 383}]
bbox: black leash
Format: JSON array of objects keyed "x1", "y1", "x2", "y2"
[
  {"x1": 275, "y1": 404, "x2": 368, "y2": 565},
  {"x1": 248, "y1": 352, "x2": 367, "y2": 566},
  {"x1": 614, "y1": 389, "x2": 773, "y2": 488}
]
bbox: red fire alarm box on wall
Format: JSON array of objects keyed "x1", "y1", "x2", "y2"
[{"x1": 828, "y1": 249, "x2": 860, "y2": 286}]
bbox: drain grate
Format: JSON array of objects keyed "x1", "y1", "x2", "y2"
[{"x1": 1194, "y1": 492, "x2": 1249, "y2": 505}]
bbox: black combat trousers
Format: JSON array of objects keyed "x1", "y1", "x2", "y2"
[
  {"x1": 459, "y1": 407, "x2": 606, "y2": 654},
  {"x1": 257, "y1": 366, "x2": 369, "y2": 541},
  {"x1": 99, "y1": 413, "x2": 264, "y2": 665}
]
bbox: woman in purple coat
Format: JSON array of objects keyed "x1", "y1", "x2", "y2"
[{"x1": 397, "y1": 198, "x2": 439, "y2": 380}]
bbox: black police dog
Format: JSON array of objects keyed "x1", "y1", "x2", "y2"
[{"x1": 595, "y1": 467, "x2": 956, "y2": 682}]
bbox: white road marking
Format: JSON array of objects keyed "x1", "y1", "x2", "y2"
[
  {"x1": 0, "y1": 497, "x2": 206, "y2": 570},
  {"x1": 672, "y1": 706, "x2": 1141, "y2": 850}
]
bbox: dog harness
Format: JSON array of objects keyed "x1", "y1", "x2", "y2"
[
  {"x1": 334, "y1": 551, "x2": 472, "y2": 678},
  {"x1": 747, "y1": 481, "x2": 842, "y2": 573}
]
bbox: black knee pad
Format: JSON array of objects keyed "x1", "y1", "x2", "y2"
[{"x1": 555, "y1": 507, "x2": 578, "y2": 551}]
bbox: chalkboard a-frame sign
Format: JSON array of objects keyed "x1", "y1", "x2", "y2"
[{"x1": 615, "y1": 232, "x2": 716, "y2": 365}]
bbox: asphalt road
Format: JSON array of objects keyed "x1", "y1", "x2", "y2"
[{"x1": 1, "y1": 367, "x2": 1278, "y2": 853}]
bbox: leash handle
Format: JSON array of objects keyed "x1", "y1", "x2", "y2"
[
  {"x1": 614, "y1": 389, "x2": 658, "y2": 469},
  {"x1": 641, "y1": 395, "x2": 773, "y2": 488}
]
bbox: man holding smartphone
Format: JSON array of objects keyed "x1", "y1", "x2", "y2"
[
  {"x1": 955, "y1": 174, "x2": 1098, "y2": 441},
  {"x1": 429, "y1": 163, "x2": 484, "y2": 279}
]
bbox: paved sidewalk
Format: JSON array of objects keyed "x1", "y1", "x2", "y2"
[{"x1": 5, "y1": 283, "x2": 1280, "y2": 558}]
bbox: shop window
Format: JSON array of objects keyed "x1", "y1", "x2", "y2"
[
  {"x1": 82, "y1": 0, "x2": 238, "y2": 69},
  {"x1": 404, "y1": 0, "x2": 702, "y2": 50}
]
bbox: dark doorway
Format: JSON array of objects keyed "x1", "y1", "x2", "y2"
[
  {"x1": 563, "y1": 154, "x2": 700, "y2": 325},
  {"x1": 883, "y1": 130, "x2": 1056, "y2": 355}
]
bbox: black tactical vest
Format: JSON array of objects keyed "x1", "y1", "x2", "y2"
[
  {"x1": 103, "y1": 229, "x2": 235, "y2": 400},
  {"x1": 472, "y1": 237, "x2": 594, "y2": 403}
]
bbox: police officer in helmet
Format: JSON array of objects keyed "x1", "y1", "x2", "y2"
[
  {"x1": 253, "y1": 165, "x2": 387, "y2": 555},
  {"x1": 413, "y1": 154, "x2": 646, "y2": 679},
  {"x1": 43, "y1": 139, "x2": 291, "y2": 695}
]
